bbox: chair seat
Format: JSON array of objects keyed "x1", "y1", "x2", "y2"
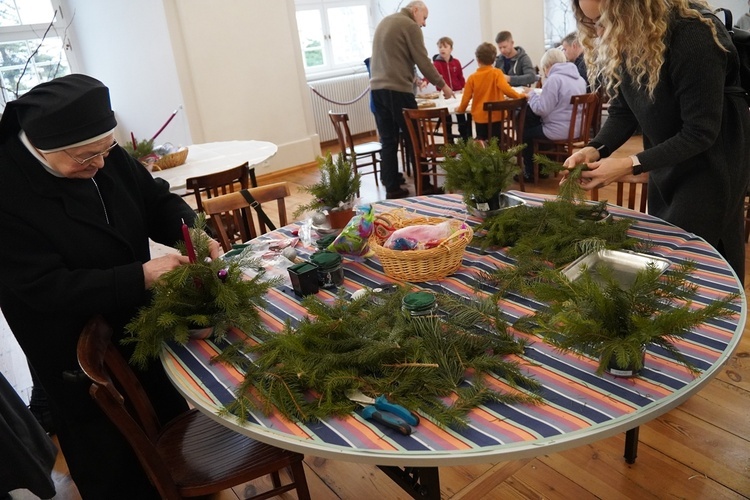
[
  {"x1": 350, "y1": 142, "x2": 382, "y2": 156},
  {"x1": 159, "y1": 409, "x2": 303, "y2": 497}
]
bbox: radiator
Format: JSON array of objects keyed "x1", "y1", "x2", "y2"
[{"x1": 309, "y1": 73, "x2": 376, "y2": 142}]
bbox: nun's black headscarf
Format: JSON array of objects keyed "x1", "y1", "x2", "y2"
[{"x1": 0, "y1": 73, "x2": 117, "y2": 150}]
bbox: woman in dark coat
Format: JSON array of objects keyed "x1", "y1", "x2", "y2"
[
  {"x1": 0, "y1": 74, "x2": 221, "y2": 498},
  {"x1": 563, "y1": 0, "x2": 750, "y2": 282}
]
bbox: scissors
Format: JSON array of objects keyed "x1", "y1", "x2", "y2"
[{"x1": 346, "y1": 390, "x2": 419, "y2": 436}]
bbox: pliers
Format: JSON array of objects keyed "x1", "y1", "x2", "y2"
[{"x1": 347, "y1": 390, "x2": 419, "y2": 436}]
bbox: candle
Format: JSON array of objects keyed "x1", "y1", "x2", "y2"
[
  {"x1": 130, "y1": 131, "x2": 137, "y2": 150},
  {"x1": 181, "y1": 219, "x2": 196, "y2": 263},
  {"x1": 150, "y1": 106, "x2": 182, "y2": 142}
]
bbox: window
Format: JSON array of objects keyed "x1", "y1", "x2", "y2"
[
  {"x1": 544, "y1": 0, "x2": 577, "y2": 49},
  {"x1": 0, "y1": 0, "x2": 73, "y2": 109},
  {"x1": 295, "y1": 0, "x2": 372, "y2": 79}
]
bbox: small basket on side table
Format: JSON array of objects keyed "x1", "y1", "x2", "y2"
[{"x1": 152, "y1": 147, "x2": 189, "y2": 171}]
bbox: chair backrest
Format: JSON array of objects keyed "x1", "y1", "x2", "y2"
[
  {"x1": 77, "y1": 316, "x2": 182, "y2": 499},
  {"x1": 402, "y1": 107, "x2": 451, "y2": 195},
  {"x1": 567, "y1": 93, "x2": 599, "y2": 146},
  {"x1": 186, "y1": 162, "x2": 250, "y2": 213},
  {"x1": 329, "y1": 111, "x2": 356, "y2": 161},
  {"x1": 484, "y1": 98, "x2": 528, "y2": 150},
  {"x1": 201, "y1": 182, "x2": 291, "y2": 251},
  {"x1": 591, "y1": 172, "x2": 649, "y2": 212}
]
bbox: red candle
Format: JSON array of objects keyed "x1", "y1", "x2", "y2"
[{"x1": 181, "y1": 219, "x2": 197, "y2": 263}]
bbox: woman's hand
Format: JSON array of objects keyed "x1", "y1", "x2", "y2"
[
  {"x1": 561, "y1": 154, "x2": 635, "y2": 191},
  {"x1": 143, "y1": 254, "x2": 190, "y2": 289},
  {"x1": 207, "y1": 237, "x2": 222, "y2": 260}
]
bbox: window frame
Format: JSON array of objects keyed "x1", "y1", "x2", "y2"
[
  {"x1": 0, "y1": 0, "x2": 77, "y2": 109},
  {"x1": 294, "y1": 0, "x2": 373, "y2": 81}
]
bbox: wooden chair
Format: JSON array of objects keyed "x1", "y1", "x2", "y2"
[
  {"x1": 402, "y1": 107, "x2": 452, "y2": 196},
  {"x1": 329, "y1": 111, "x2": 381, "y2": 195},
  {"x1": 185, "y1": 162, "x2": 249, "y2": 213},
  {"x1": 484, "y1": 98, "x2": 529, "y2": 192},
  {"x1": 201, "y1": 182, "x2": 291, "y2": 252},
  {"x1": 76, "y1": 315, "x2": 310, "y2": 500},
  {"x1": 591, "y1": 172, "x2": 649, "y2": 212},
  {"x1": 532, "y1": 92, "x2": 599, "y2": 184}
]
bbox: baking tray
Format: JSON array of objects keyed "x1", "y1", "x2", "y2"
[
  {"x1": 561, "y1": 249, "x2": 670, "y2": 289},
  {"x1": 466, "y1": 192, "x2": 526, "y2": 219}
]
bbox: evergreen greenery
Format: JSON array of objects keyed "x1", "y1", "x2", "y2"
[
  {"x1": 441, "y1": 138, "x2": 522, "y2": 205},
  {"x1": 123, "y1": 215, "x2": 280, "y2": 366},
  {"x1": 122, "y1": 137, "x2": 155, "y2": 160},
  {"x1": 293, "y1": 152, "x2": 361, "y2": 217},
  {"x1": 472, "y1": 198, "x2": 638, "y2": 266},
  {"x1": 214, "y1": 286, "x2": 541, "y2": 429},
  {"x1": 512, "y1": 261, "x2": 740, "y2": 374}
]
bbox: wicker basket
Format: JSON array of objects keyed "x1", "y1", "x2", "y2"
[
  {"x1": 370, "y1": 210, "x2": 473, "y2": 282},
  {"x1": 152, "y1": 147, "x2": 188, "y2": 171}
]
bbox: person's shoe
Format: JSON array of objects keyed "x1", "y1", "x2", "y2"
[
  {"x1": 513, "y1": 174, "x2": 533, "y2": 183},
  {"x1": 386, "y1": 187, "x2": 409, "y2": 199},
  {"x1": 422, "y1": 184, "x2": 445, "y2": 195},
  {"x1": 398, "y1": 174, "x2": 407, "y2": 185}
]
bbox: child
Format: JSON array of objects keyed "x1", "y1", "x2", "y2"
[
  {"x1": 456, "y1": 42, "x2": 525, "y2": 141},
  {"x1": 432, "y1": 37, "x2": 470, "y2": 141}
]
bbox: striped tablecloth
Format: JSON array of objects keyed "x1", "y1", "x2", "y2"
[{"x1": 162, "y1": 191, "x2": 746, "y2": 466}]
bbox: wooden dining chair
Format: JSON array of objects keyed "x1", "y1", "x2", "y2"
[
  {"x1": 185, "y1": 162, "x2": 250, "y2": 213},
  {"x1": 402, "y1": 107, "x2": 452, "y2": 196},
  {"x1": 329, "y1": 111, "x2": 381, "y2": 195},
  {"x1": 76, "y1": 315, "x2": 310, "y2": 500},
  {"x1": 484, "y1": 98, "x2": 529, "y2": 192},
  {"x1": 201, "y1": 182, "x2": 291, "y2": 252},
  {"x1": 591, "y1": 172, "x2": 649, "y2": 213},
  {"x1": 532, "y1": 92, "x2": 599, "y2": 184}
]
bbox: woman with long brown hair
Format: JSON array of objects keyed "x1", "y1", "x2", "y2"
[{"x1": 563, "y1": 0, "x2": 750, "y2": 281}]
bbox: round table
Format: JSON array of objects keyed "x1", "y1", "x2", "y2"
[
  {"x1": 161, "y1": 192, "x2": 746, "y2": 495},
  {"x1": 151, "y1": 140, "x2": 277, "y2": 193}
]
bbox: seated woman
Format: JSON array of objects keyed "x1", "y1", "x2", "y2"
[{"x1": 521, "y1": 48, "x2": 587, "y2": 182}]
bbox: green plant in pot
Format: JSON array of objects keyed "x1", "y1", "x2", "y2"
[
  {"x1": 441, "y1": 138, "x2": 522, "y2": 213},
  {"x1": 513, "y1": 260, "x2": 739, "y2": 376},
  {"x1": 293, "y1": 152, "x2": 362, "y2": 229}
]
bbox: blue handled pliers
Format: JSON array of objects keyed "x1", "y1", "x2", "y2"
[{"x1": 347, "y1": 390, "x2": 419, "y2": 436}]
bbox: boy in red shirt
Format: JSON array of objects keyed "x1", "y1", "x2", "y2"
[{"x1": 432, "y1": 37, "x2": 470, "y2": 141}]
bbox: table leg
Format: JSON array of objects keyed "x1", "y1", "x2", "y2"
[
  {"x1": 377, "y1": 465, "x2": 440, "y2": 499},
  {"x1": 624, "y1": 426, "x2": 639, "y2": 464},
  {"x1": 249, "y1": 167, "x2": 258, "y2": 187}
]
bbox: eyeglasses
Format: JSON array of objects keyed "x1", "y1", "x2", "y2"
[
  {"x1": 579, "y1": 16, "x2": 602, "y2": 30},
  {"x1": 64, "y1": 140, "x2": 118, "y2": 165}
]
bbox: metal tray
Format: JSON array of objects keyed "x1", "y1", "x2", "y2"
[
  {"x1": 466, "y1": 192, "x2": 526, "y2": 219},
  {"x1": 561, "y1": 249, "x2": 670, "y2": 289}
]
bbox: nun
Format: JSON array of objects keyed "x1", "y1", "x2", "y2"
[{"x1": 0, "y1": 74, "x2": 220, "y2": 498}]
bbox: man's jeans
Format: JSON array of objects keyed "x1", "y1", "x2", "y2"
[{"x1": 371, "y1": 89, "x2": 416, "y2": 192}]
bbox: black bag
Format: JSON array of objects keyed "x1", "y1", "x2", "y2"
[{"x1": 704, "y1": 8, "x2": 750, "y2": 104}]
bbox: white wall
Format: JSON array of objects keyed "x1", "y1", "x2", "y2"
[{"x1": 64, "y1": 0, "x2": 192, "y2": 150}]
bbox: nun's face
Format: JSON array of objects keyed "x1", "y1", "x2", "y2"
[{"x1": 42, "y1": 134, "x2": 116, "y2": 179}]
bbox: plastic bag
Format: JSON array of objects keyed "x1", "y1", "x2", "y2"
[
  {"x1": 327, "y1": 205, "x2": 375, "y2": 258},
  {"x1": 384, "y1": 221, "x2": 454, "y2": 250}
]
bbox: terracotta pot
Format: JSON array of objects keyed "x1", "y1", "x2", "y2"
[{"x1": 328, "y1": 208, "x2": 355, "y2": 229}]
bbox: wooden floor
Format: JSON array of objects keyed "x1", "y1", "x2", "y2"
[{"x1": 20, "y1": 135, "x2": 750, "y2": 499}]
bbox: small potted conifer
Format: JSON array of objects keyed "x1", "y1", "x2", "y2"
[
  {"x1": 293, "y1": 152, "x2": 362, "y2": 229},
  {"x1": 441, "y1": 138, "x2": 523, "y2": 217}
]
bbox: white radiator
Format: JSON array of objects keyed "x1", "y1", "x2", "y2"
[{"x1": 309, "y1": 73, "x2": 376, "y2": 142}]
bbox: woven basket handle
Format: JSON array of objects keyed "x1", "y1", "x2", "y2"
[{"x1": 436, "y1": 226, "x2": 471, "y2": 249}]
